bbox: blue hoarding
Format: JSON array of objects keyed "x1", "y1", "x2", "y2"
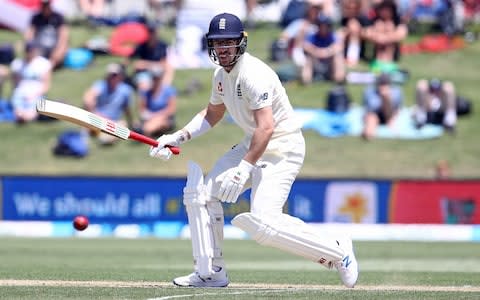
[
  {"x1": 1, "y1": 176, "x2": 391, "y2": 224},
  {"x1": 2, "y1": 176, "x2": 186, "y2": 223}
]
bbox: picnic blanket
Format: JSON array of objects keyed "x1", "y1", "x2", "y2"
[{"x1": 295, "y1": 106, "x2": 444, "y2": 139}]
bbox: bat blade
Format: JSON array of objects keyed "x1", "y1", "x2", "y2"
[{"x1": 36, "y1": 98, "x2": 180, "y2": 154}]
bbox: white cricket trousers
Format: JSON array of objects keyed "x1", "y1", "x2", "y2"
[{"x1": 205, "y1": 129, "x2": 305, "y2": 215}]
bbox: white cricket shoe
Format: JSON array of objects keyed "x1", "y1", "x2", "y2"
[
  {"x1": 173, "y1": 268, "x2": 229, "y2": 287},
  {"x1": 335, "y1": 237, "x2": 359, "y2": 288}
]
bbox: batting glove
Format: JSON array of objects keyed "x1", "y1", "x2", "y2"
[
  {"x1": 149, "y1": 147, "x2": 173, "y2": 161},
  {"x1": 149, "y1": 131, "x2": 187, "y2": 160},
  {"x1": 218, "y1": 160, "x2": 254, "y2": 203}
]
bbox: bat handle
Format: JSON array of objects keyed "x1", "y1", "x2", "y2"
[{"x1": 129, "y1": 131, "x2": 181, "y2": 155}]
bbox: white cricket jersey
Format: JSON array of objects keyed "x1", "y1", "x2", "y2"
[{"x1": 210, "y1": 52, "x2": 301, "y2": 142}]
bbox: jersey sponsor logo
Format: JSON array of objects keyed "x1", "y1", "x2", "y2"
[
  {"x1": 255, "y1": 92, "x2": 269, "y2": 105},
  {"x1": 219, "y1": 18, "x2": 226, "y2": 30},
  {"x1": 217, "y1": 82, "x2": 223, "y2": 93}
]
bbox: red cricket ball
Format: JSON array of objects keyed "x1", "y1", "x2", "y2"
[{"x1": 73, "y1": 215, "x2": 89, "y2": 231}]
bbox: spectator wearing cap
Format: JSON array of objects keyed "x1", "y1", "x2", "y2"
[
  {"x1": 125, "y1": 24, "x2": 174, "y2": 89},
  {"x1": 9, "y1": 41, "x2": 52, "y2": 123},
  {"x1": 137, "y1": 66, "x2": 177, "y2": 137},
  {"x1": 24, "y1": 0, "x2": 69, "y2": 69},
  {"x1": 83, "y1": 63, "x2": 135, "y2": 145},
  {"x1": 362, "y1": 72, "x2": 403, "y2": 140},
  {"x1": 301, "y1": 14, "x2": 346, "y2": 84},
  {"x1": 414, "y1": 78, "x2": 457, "y2": 131}
]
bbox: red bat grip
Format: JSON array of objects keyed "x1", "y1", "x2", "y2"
[{"x1": 128, "y1": 131, "x2": 181, "y2": 155}]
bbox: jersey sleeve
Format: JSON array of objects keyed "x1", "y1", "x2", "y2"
[
  {"x1": 209, "y1": 68, "x2": 224, "y2": 105},
  {"x1": 242, "y1": 68, "x2": 273, "y2": 110}
]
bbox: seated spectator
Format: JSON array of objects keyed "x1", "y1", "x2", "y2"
[
  {"x1": 138, "y1": 67, "x2": 177, "y2": 137},
  {"x1": 340, "y1": 0, "x2": 371, "y2": 67},
  {"x1": 414, "y1": 78, "x2": 457, "y2": 131},
  {"x1": 0, "y1": 43, "x2": 15, "y2": 99},
  {"x1": 273, "y1": 0, "x2": 323, "y2": 64},
  {"x1": 24, "y1": 0, "x2": 69, "y2": 69},
  {"x1": 83, "y1": 63, "x2": 135, "y2": 145},
  {"x1": 125, "y1": 24, "x2": 174, "y2": 89},
  {"x1": 362, "y1": 0, "x2": 408, "y2": 73},
  {"x1": 301, "y1": 14, "x2": 345, "y2": 84},
  {"x1": 10, "y1": 42, "x2": 52, "y2": 123},
  {"x1": 362, "y1": 72, "x2": 403, "y2": 140}
]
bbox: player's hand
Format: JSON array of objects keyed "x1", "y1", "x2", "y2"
[
  {"x1": 149, "y1": 146, "x2": 173, "y2": 161},
  {"x1": 149, "y1": 131, "x2": 186, "y2": 160},
  {"x1": 218, "y1": 160, "x2": 254, "y2": 203}
]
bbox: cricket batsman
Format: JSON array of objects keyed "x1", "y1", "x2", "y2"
[{"x1": 149, "y1": 12, "x2": 359, "y2": 288}]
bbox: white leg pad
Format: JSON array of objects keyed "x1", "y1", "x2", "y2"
[
  {"x1": 232, "y1": 212, "x2": 344, "y2": 268},
  {"x1": 207, "y1": 201, "x2": 225, "y2": 268},
  {"x1": 183, "y1": 161, "x2": 214, "y2": 276}
]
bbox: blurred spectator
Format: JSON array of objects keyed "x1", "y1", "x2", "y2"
[
  {"x1": 78, "y1": 0, "x2": 105, "y2": 24},
  {"x1": 340, "y1": 0, "x2": 371, "y2": 67},
  {"x1": 362, "y1": 72, "x2": 403, "y2": 140},
  {"x1": 363, "y1": 0, "x2": 408, "y2": 73},
  {"x1": 125, "y1": 24, "x2": 174, "y2": 89},
  {"x1": 301, "y1": 14, "x2": 345, "y2": 84},
  {"x1": 457, "y1": 0, "x2": 480, "y2": 40},
  {"x1": 398, "y1": 0, "x2": 448, "y2": 23},
  {"x1": 0, "y1": 43, "x2": 15, "y2": 99},
  {"x1": 10, "y1": 41, "x2": 52, "y2": 123},
  {"x1": 278, "y1": 0, "x2": 315, "y2": 28},
  {"x1": 83, "y1": 63, "x2": 135, "y2": 145},
  {"x1": 414, "y1": 78, "x2": 457, "y2": 131},
  {"x1": 24, "y1": 0, "x2": 69, "y2": 69},
  {"x1": 271, "y1": 0, "x2": 322, "y2": 63},
  {"x1": 147, "y1": 0, "x2": 177, "y2": 27},
  {"x1": 138, "y1": 67, "x2": 177, "y2": 137}
]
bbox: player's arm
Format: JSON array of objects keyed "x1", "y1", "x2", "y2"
[
  {"x1": 150, "y1": 102, "x2": 224, "y2": 158},
  {"x1": 244, "y1": 106, "x2": 274, "y2": 164},
  {"x1": 203, "y1": 102, "x2": 226, "y2": 128}
]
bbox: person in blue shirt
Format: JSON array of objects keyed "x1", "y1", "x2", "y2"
[
  {"x1": 301, "y1": 14, "x2": 345, "y2": 84},
  {"x1": 83, "y1": 63, "x2": 134, "y2": 144},
  {"x1": 362, "y1": 72, "x2": 403, "y2": 140},
  {"x1": 138, "y1": 66, "x2": 177, "y2": 137}
]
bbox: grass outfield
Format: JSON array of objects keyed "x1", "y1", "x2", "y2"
[
  {"x1": 0, "y1": 238, "x2": 479, "y2": 299},
  {"x1": 0, "y1": 26, "x2": 479, "y2": 178}
]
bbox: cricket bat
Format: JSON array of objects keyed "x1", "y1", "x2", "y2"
[{"x1": 36, "y1": 98, "x2": 180, "y2": 154}]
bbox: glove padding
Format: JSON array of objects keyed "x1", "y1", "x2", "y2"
[
  {"x1": 218, "y1": 160, "x2": 254, "y2": 203},
  {"x1": 149, "y1": 131, "x2": 187, "y2": 160}
]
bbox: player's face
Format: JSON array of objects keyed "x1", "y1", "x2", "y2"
[{"x1": 212, "y1": 39, "x2": 239, "y2": 67}]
